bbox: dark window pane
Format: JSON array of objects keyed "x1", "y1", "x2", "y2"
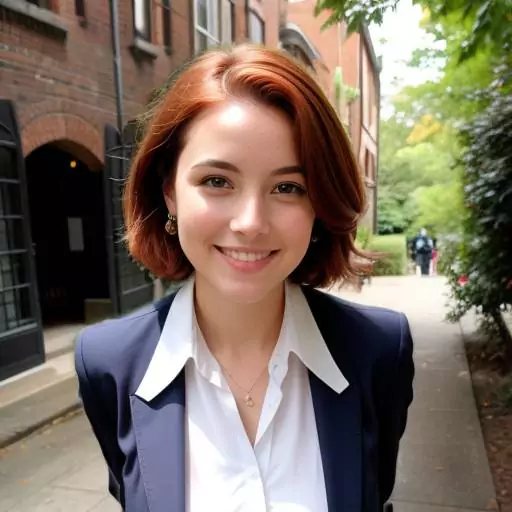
[
  {"x1": 0, "y1": 285, "x2": 33, "y2": 332},
  {"x1": 162, "y1": 0, "x2": 172, "y2": 50},
  {"x1": 0, "y1": 183, "x2": 22, "y2": 215},
  {"x1": 0, "y1": 253, "x2": 29, "y2": 287},
  {"x1": 75, "y1": 0, "x2": 86, "y2": 17},
  {"x1": 27, "y1": 0, "x2": 52, "y2": 8},
  {"x1": 0, "y1": 149, "x2": 16, "y2": 179},
  {"x1": 0, "y1": 219, "x2": 24, "y2": 252}
]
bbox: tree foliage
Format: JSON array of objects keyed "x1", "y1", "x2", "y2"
[
  {"x1": 443, "y1": 90, "x2": 512, "y2": 350},
  {"x1": 376, "y1": 115, "x2": 462, "y2": 236},
  {"x1": 315, "y1": 0, "x2": 512, "y2": 62}
]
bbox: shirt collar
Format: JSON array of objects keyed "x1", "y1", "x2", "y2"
[
  {"x1": 134, "y1": 277, "x2": 195, "y2": 402},
  {"x1": 279, "y1": 281, "x2": 349, "y2": 394},
  {"x1": 135, "y1": 278, "x2": 348, "y2": 402}
]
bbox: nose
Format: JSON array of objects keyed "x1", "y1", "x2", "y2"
[{"x1": 229, "y1": 196, "x2": 270, "y2": 237}]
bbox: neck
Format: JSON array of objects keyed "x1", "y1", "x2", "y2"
[{"x1": 194, "y1": 278, "x2": 285, "y2": 359}]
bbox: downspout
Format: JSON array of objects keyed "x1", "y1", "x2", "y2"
[
  {"x1": 109, "y1": 0, "x2": 125, "y2": 148},
  {"x1": 374, "y1": 59, "x2": 381, "y2": 235}
]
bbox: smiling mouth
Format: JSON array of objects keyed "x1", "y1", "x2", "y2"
[{"x1": 215, "y1": 247, "x2": 278, "y2": 262}]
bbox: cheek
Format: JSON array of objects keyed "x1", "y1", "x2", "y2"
[
  {"x1": 276, "y1": 206, "x2": 315, "y2": 246},
  {"x1": 175, "y1": 189, "x2": 225, "y2": 241}
]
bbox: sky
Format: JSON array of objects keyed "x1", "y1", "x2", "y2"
[{"x1": 369, "y1": 0, "x2": 444, "y2": 113}]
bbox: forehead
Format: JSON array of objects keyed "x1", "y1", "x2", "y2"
[{"x1": 179, "y1": 100, "x2": 298, "y2": 168}]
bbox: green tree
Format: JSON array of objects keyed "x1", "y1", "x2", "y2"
[
  {"x1": 376, "y1": 115, "x2": 461, "y2": 234},
  {"x1": 408, "y1": 181, "x2": 464, "y2": 235},
  {"x1": 315, "y1": 0, "x2": 512, "y2": 61}
]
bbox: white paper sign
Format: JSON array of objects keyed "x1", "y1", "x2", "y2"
[{"x1": 67, "y1": 217, "x2": 84, "y2": 252}]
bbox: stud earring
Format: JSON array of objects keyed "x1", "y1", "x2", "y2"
[
  {"x1": 165, "y1": 213, "x2": 178, "y2": 235},
  {"x1": 311, "y1": 235, "x2": 319, "y2": 243}
]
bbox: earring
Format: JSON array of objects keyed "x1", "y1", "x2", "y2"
[
  {"x1": 165, "y1": 213, "x2": 178, "y2": 235},
  {"x1": 311, "y1": 235, "x2": 319, "y2": 243}
]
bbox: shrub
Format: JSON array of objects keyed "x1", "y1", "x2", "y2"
[
  {"x1": 368, "y1": 235, "x2": 407, "y2": 276},
  {"x1": 355, "y1": 225, "x2": 372, "y2": 250},
  {"x1": 444, "y1": 88, "x2": 512, "y2": 355}
]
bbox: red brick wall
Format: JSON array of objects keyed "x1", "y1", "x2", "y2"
[
  {"x1": 0, "y1": 0, "x2": 193, "y2": 163},
  {"x1": 0, "y1": 0, "x2": 288, "y2": 165},
  {"x1": 285, "y1": 0, "x2": 341, "y2": 99}
]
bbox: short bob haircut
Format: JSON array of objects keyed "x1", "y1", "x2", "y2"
[{"x1": 124, "y1": 44, "x2": 369, "y2": 289}]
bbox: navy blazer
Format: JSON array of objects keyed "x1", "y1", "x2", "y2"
[{"x1": 75, "y1": 285, "x2": 414, "y2": 512}]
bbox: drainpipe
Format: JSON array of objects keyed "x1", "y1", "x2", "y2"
[{"x1": 109, "y1": 0, "x2": 125, "y2": 146}]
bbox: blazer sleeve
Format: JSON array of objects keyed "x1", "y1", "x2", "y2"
[
  {"x1": 74, "y1": 330, "x2": 125, "y2": 506},
  {"x1": 378, "y1": 313, "x2": 415, "y2": 505}
]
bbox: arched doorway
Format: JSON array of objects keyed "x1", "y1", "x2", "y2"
[{"x1": 25, "y1": 143, "x2": 109, "y2": 325}]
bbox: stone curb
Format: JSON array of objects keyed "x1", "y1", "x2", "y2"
[{"x1": 0, "y1": 376, "x2": 82, "y2": 450}]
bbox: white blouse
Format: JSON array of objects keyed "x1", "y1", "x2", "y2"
[{"x1": 135, "y1": 279, "x2": 349, "y2": 511}]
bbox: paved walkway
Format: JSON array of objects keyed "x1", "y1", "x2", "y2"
[
  {"x1": 339, "y1": 276, "x2": 497, "y2": 511},
  {"x1": 0, "y1": 276, "x2": 497, "y2": 511}
]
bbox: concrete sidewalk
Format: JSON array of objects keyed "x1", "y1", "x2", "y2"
[{"x1": 338, "y1": 276, "x2": 497, "y2": 512}]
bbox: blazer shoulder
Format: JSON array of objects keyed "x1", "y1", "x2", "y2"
[
  {"x1": 304, "y1": 286, "x2": 409, "y2": 360},
  {"x1": 75, "y1": 293, "x2": 175, "y2": 382}
]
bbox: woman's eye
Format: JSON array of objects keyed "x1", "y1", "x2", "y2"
[
  {"x1": 202, "y1": 177, "x2": 230, "y2": 188},
  {"x1": 273, "y1": 182, "x2": 305, "y2": 195}
]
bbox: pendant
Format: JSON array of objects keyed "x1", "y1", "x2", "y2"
[{"x1": 245, "y1": 394, "x2": 255, "y2": 407}]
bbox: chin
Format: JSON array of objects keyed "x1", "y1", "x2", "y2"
[
  {"x1": 205, "y1": 274, "x2": 286, "y2": 306},
  {"x1": 223, "y1": 281, "x2": 283, "y2": 305}
]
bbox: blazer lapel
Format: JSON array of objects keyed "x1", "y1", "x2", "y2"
[
  {"x1": 310, "y1": 372, "x2": 362, "y2": 512},
  {"x1": 130, "y1": 371, "x2": 186, "y2": 512},
  {"x1": 305, "y1": 287, "x2": 363, "y2": 512}
]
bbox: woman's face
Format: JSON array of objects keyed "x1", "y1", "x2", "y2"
[{"x1": 165, "y1": 100, "x2": 315, "y2": 304}]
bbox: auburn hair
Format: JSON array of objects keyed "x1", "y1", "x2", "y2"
[{"x1": 123, "y1": 44, "x2": 369, "y2": 288}]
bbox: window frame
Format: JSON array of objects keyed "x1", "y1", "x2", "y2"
[
  {"x1": 133, "y1": 0, "x2": 152, "y2": 42},
  {"x1": 160, "y1": 0, "x2": 172, "y2": 53},
  {"x1": 194, "y1": 0, "x2": 221, "y2": 53},
  {"x1": 247, "y1": 8, "x2": 265, "y2": 45},
  {"x1": 223, "y1": 0, "x2": 236, "y2": 44},
  {"x1": 26, "y1": 0, "x2": 53, "y2": 9}
]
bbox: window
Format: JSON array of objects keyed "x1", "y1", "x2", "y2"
[
  {"x1": 195, "y1": 0, "x2": 220, "y2": 53},
  {"x1": 27, "y1": 0, "x2": 52, "y2": 8},
  {"x1": 134, "y1": 0, "x2": 152, "y2": 41},
  {"x1": 248, "y1": 9, "x2": 264, "y2": 44},
  {"x1": 161, "y1": 0, "x2": 172, "y2": 51},
  {"x1": 75, "y1": 0, "x2": 86, "y2": 18},
  {"x1": 221, "y1": 0, "x2": 235, "y2": 44}
]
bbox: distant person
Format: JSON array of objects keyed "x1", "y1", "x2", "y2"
[
  {"x1": 431, "y1": 241, "x2": 439, "y2": 276},
  {"x1": 413, "y1": 228, "x2": 434, "y2": 276}
]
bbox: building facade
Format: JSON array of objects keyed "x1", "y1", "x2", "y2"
[
  {"x1": 0, "y1": 0, "x2": 279, "y2": 381},
  {"x1": 280, "y1": 0, "x2": 381, "y2": 231}
]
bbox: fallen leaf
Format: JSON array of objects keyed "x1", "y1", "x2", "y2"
[{"x1": 486, "y1": 498, "x2": 499, "y2": 510}]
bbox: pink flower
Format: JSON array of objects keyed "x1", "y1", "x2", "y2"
[{"x1": 458, "y1": 275, "x2": 469, "y2": 286}]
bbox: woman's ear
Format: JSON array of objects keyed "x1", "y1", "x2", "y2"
[{"x1": 162, "y1": 178, "x2": 177, "y2": 215}]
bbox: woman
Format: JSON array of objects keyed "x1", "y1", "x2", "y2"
[{"x1": 75, "y1": 45, "x2": 414, "y2": 512}]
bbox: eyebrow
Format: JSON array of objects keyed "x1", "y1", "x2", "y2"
[{"x1": 191, "y1": 159, "x2": 304, "y2": 176}]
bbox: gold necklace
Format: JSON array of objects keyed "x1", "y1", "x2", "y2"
[{"x1": 218, "y1": 363, "x2": 268, "y2": 407}]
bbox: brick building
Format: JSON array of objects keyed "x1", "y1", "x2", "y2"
[
  {"x1": 280, "y1": 0, "x2": 381, "y2": 231},
  {"x1": 0, "y1": 0, "x2": 279, "y2": 380}
]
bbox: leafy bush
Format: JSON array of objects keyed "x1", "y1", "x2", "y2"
[
  {"x1": 368, "y1": 235, "x2": 407, "y2": 276},
  {"x1": 355, "y1": 225, "x2": 372, "y2": 249},
  {"x1": 444, "y1": 90, "x2": 512, "y2": 351}
]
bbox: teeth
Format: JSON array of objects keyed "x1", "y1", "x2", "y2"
[{"x1": 223, "y1": 249, "x2": 271, "y2": 262}]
